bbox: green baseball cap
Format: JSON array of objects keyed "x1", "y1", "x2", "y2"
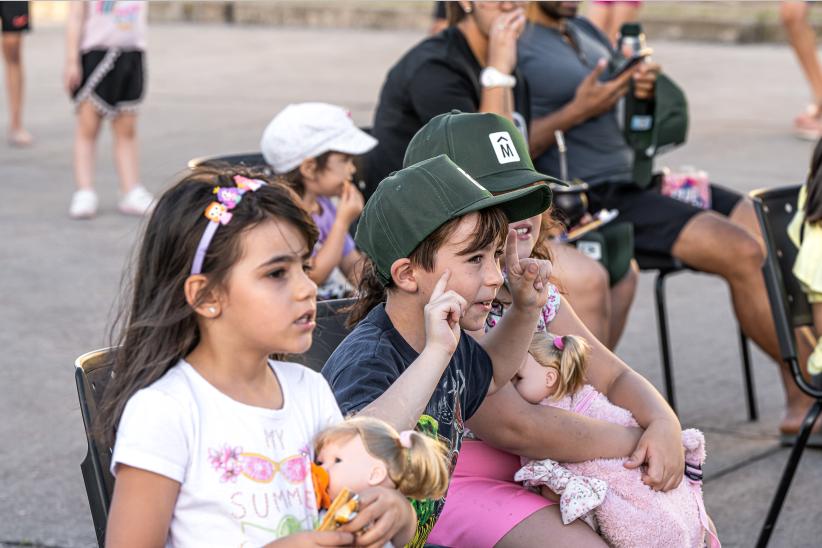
[
  {"x1": 356, "y1": 154, "x2": 553, "y2": 285},
  {"x1": 403, "y1": 110, "x2": 568, "y2": 193}
]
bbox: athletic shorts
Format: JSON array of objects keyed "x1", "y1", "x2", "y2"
[
  {"x1": 0, "y1": 1, "x2": 30, "y2": 33},
  {"x1": 586, "y1": 180, "x2": 743, "y2": 258},
  {"x1": 73, "y1": 49, "x2": 145, "y2": 117}
]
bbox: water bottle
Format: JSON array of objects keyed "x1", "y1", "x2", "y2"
[{"x1": 617, "y1": 22, "x2": 654, "y2": 134}]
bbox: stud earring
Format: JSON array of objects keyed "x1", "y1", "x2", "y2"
[
  {"x1": 464, "y1": 5, "x2": 473, "y2": 13},
  {"x1": 208, "y1": 306, "x2": 217, "y2": 314}
]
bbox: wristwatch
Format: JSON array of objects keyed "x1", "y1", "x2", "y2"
[{"x1": 480, "y1": 67, "x2": 516, "y2": 89}]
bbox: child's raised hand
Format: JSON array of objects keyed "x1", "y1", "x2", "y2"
[
  {"x1": 504, "y1": 229, "x2": 553, "y2": 311},
  {"x1": 423, "y1": 270, "x2": 466, "y2": 357},
  {"x1": 337, "y1": 181, "x2": 364, "y2": 225}
]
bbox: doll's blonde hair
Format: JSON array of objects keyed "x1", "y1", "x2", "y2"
[
  {"x1": 314, "y1": 416, "x2": 450, "y2": 500},
  {"x1": 529, "y1": 331, "x2": 590, "y2": 401}
]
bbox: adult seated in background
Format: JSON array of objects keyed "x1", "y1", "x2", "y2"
[
  {"x1": 364, "y1": 0, "x2": 638, "y2": 350},
  {"x1": 519, "y1": 1, "x2": 817, "y2": 437}
]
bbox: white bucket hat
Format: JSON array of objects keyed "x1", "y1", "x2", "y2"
[{"x1": 260, "y1": 102, "x2": 378, "y2": 174}]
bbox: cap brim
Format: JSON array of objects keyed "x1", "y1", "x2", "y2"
[
  {"x1": 457, "y1": 182, "x2": 553, "y2": 223},
  {"x1": 326, "y1": 127, "x2": 378, "y2": 156},
  {"x1": 478, "y1": 168, "x2": 569, "y2": 193}
]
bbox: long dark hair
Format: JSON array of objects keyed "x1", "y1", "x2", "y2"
[
  {"x1": 98, "y1": 165, "x2": 318, "y2": 448},
  {"x1": 806, "y1": 138, "x2": 822, "y2": 224},
  {"x1": 346, "y1": 207, "x2": 508, "y2": 326}
]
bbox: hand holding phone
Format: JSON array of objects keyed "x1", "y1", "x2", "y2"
[{"x1": 608, "y1": 47, "x2": 653, "y2": 80}]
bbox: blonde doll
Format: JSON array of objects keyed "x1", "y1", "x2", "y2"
[
  {"x1": 313, "y1": 417, "x2": 450, "y2": 545},
  {"x1": 513, "y1": 331, "x2": 720, "y2": 548}
]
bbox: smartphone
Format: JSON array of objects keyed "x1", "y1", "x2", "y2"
[{"x1": 608, "y1": 47, "x2": 653, "y2": 80}]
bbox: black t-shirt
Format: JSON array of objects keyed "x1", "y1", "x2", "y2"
[
  {"x1": 364, "y1": 26, "x2": 531, "y2": 198},
  {"x1": 321, "y1": 303, "x2": 494, "y2": 546}
]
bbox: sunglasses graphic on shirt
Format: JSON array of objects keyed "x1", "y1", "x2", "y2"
[{"x1": 208, "y1": 445, "x2": 309, "y2": 484}]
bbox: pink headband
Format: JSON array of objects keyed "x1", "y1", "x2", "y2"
[
  {"x1": 398, "y1": 430, "x2": 414, "y2": 449},
  {"x1": 553, "y1": 336, "x2": 565, "y2": 351},
  {"x1": 190, "y1": 175, "x2": 265, "y2": 275}
]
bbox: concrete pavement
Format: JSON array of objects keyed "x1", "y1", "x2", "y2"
[{"x1": 1, "y1": 22, "x2": 820, "y2": 547}]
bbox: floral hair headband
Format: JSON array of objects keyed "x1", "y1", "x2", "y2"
[
  {"x1": 553, "y1": 336, "x2": 565, "y2": 351},
  {"x1": 190, "y1": 175, "x2": 266, "y2": 275}
]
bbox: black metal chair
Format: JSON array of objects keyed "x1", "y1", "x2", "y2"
[
  {"x1": 290, "y1": 298, "x2": 356, "y2": 373},
  {"x1": 635, "y1": 252, "x2": 757, "y2": 419},
  {"x1": 751, "y1": 185, "x2": 817, "y2": 547},
  {"x1": 74, "y1": 348, "x2": 115, "y2": 548}
]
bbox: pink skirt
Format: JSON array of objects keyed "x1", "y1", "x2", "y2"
[{"x1": 428, "y1": 440, "x2": 555, "y2": 548}]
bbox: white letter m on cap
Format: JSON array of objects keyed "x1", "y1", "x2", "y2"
[{"x1": 488, "y1": 132, "x2": 520, "y2": 164}]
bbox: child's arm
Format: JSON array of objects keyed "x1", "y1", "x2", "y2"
[
  {"x1": 64, "y1": 1, "x2": 85, "y2": 95},
  {"x1": 479, "y1": 230, "x2": 553, "y2": 393},
  {"x1": 551, "y1": 300, "x2": 684, "y2": 492},
  {"x1": 357, "y1": 270, "x2": 464, "y2": 431},
  {"x1": 310, "y1": 183, "x2": 363, "y2": 285},
  {"x1": 106, "y1": 464, "x2": 180, "y2": 546},
  {"x1": 468, "y1": 382, "x2": 642, "y2": 461}
]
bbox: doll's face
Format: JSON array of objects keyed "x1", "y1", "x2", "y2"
[
  {"x1": 316, "y1": 434, "x2": 390, "y2": 499},
  {"x1": 512, "y1": 353, "x2": 558, "y2": 404}
]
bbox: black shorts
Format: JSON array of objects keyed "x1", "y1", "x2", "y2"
[
  {"x1": 0, "y1": 1, "x2": 30, "y2": 33},
  {"x1": 586, "y1": 180, "x2": 743, "y2": 257},
  {"x1": 73, "y1": 49, "x2": 145, "y2": 117}
]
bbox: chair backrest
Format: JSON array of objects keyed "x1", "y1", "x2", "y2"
[
  {"x1": 74, "y1": 348, "x2": 115, "y2": 548},
  {"x1": 290, "y1": 298, "x2": 356, "y2": 373},
  {"x1": 187, "y1": 152, "x2": 271, "y2": 173},
  {"x1": 751, "y1": 185, "x2": 813, "y2": 362}
]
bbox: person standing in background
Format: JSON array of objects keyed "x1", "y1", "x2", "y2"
[
  {"x1": 64, "y1": 0, "x2": 154, "y2": 219},
  {"x1": 781, "y1": 0, "x2": 822, "y2": 140},
  {"x1": 586, "y1": 0, "x2": 642, "y2": 45},
  {"x1": 1, "y1": 0, "x2": 33, "y2": 146}
]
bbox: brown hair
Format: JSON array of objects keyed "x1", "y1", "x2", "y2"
[
  {"x1": 446, "y1": 2, "x2": 470, "y2": 26},
  {"x1": 277, "y1": 150, "x2": 337, "y2": 198},
  {"x1": 346, "y1": 207, "x2": 508, "y2": 326},
  {"x1": 528, "y1": 330, "x2": 589, "y2": 401},
  {"x1": 98, "y1": 165, "x2": 318, "y2": 448},
  {"x1": 315, "y1": 417, "x2": 450, "y2": 500},
  {"x1": 806, "y1": 137, "x2": 822, "y2": 224}
]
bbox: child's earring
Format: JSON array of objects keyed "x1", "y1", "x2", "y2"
[{"x1": 208, "y1": 306, "x2": 217, "y2": 316}]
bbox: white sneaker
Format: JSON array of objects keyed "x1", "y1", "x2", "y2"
[
  {"x1": 119, "y1": 186, "x2": 156, "y2": 216},
  {"x1": 69, "y1": 189, "x2": 99, "y2": 219}
]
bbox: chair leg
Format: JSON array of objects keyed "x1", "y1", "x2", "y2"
[
  {"x1": 756, "y1": 398, "x2": 822, "y2": 548},
  {"x1": 654, "y1": 271, "x2": 677, "y2": 414},
  {"x1": 738, "y1": 331, "x2": 758, "y2": 421}
]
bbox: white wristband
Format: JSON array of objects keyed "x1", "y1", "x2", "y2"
[{"x1": 480, "y1": 67, "x2": 516, "y2": 89}]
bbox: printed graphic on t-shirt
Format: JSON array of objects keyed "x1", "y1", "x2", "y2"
[
  {"x1": 207, "y1": 435, "x2": 318, "y2": 541},
  {"x1": 94, "y1": 0, "x2": 141, "y2": 31}
]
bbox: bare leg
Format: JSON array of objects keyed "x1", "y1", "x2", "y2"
[
  {"x1": 549, "y1": 241, "x2": 611, "y2": 346},
  {"x1": 608, "y1": 1, "x2": 642, "y2": 43},
  {"x1": 781, "y1": 1, "x2": 822, "y2": 103},
  {"x1": 496, "y1": 505, "x2": 607, "y2": 547},
  {"x1": 608, "y1": 259, "x2": 639, "y2": 349},
  {"x1": 111, "y1": 112, "x2": 140, "y2": 193},
  {"x1": 586, "y1": 3, "x2": 613, "y2": 43},
  {"x1": 671, "y1": 200, "x2": 813, "y2": 432},
  {"x1": 74, "y1": 101, "x2": 103, "y2": 191},
  {"x1": 2, "y1": 33, "x2": 31, "y2": 144}
]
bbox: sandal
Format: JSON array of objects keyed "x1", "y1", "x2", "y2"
[{"x1": 779, "y1": 430, "x2": 822, "y2": 449}]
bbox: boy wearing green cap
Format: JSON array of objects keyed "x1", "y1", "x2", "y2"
[
  {"x1": 405, "y1": 110, "x2": 684, "y2": 547},
  {"x1": 321, "y1": 153, "x2": 555, "y2": 545}
]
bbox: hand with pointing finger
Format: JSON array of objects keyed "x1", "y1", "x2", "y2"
[
  {"x1": 503, "y1": 229, "x2": 553, "y2": 312},
  {"x1": 423, "y1": 270, "x2": 467, "y2": 357}
]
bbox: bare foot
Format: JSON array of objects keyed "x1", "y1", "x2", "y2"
[
  {"x1": 779, "y1": 403, "x2": 822, "y2": 435},
  {"x1": 8, "y1": 128, "x2": 34, "y2": 147}
]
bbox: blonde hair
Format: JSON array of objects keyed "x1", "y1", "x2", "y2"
[
  {"x1": 528, "y1": 331, "x2": 590, "y2": 400},
  {"x1": 314, "y1": 417, "x2": 450, "y2": 500}
]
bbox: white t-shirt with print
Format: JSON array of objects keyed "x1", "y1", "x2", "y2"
[{"x1": 112, "y1": 359, "x2": 342, "y2": 547}]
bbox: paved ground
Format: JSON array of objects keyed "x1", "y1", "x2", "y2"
[{"x1": 1, "y1": 23, "x2": 821, "y2": 548}]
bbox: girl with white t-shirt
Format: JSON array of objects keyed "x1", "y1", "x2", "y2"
[{"x1": 99, "y1": 166, "x2": 415, "y2": 547}]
